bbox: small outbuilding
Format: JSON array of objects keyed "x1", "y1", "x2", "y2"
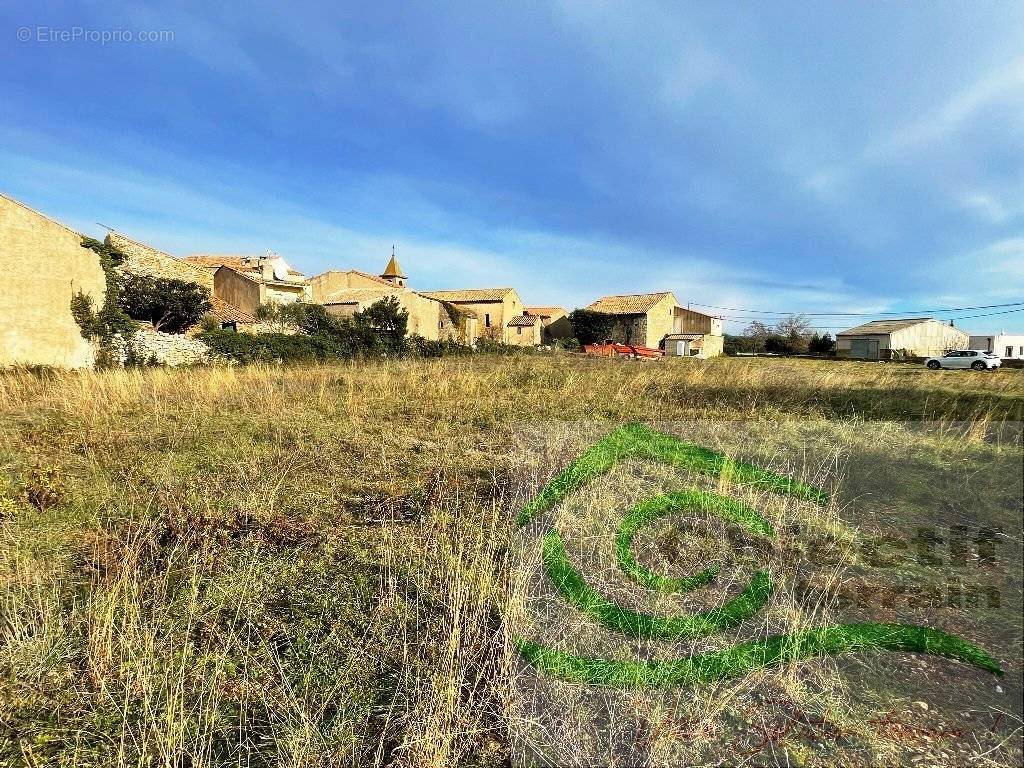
[
  {"x1": 836, "y1": 317, "x2": 968, "y2": 360},
  {"x1": 524, "y1": 306, "x2": 573, "y2": 342},
  {"x1": 968, "y1": 333, "x2": 1024, "y2": 360}
]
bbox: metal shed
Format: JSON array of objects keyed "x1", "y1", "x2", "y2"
[{"x1": 836, "y1": 317, "x2": 969, "y2": 360}]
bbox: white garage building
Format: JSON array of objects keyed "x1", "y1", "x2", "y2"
[{"x1": 837, "y1": 317, "x2": 968, "y2": 360}]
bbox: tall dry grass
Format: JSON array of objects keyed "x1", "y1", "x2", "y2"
[{"x1": 0, "y1": 356, "x2": 1020, "y2": 766}]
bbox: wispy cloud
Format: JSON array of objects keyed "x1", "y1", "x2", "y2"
[
  {"x1": 3, "y1": 2, "x2": 1023, "y2": 330},
  {"x1": 806, "y1": 56, "x2": 1024, "y2": 197}
]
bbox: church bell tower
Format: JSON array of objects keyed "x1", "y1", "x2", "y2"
[{"x1": 380, "y1": 246, "x2": 407, "y2": 288}]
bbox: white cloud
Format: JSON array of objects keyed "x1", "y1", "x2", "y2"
[
  {"x1": 659, "y1": 44, "x2": 724, "y2": 110},
  {"x1": 959, "y1": 192, "x2": 1010, "y2": 224},
  {"x1": 804, "y1": 56, "x2": 1024, "y2": 197},
  {"x1": 874, "y1": 57, "x2": 1024, "y2": 157},
  {"x1": 925, "y1": 237, "x2": 1024, "y2": 310}
]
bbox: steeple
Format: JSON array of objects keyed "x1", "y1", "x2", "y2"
[{"x1": 380, "y1": 245, "x2": 407, "y2": 287}]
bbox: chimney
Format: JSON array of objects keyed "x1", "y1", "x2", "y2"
[
  {"x1": 949, "y1": 320, "x2": 954, "y2": 327},
  {"x1": 261, "y1": 259, "x2": 274, "y2": 282}
]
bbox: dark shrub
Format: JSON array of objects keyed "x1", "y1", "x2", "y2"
[
  {"x1": 119, "y1": 273, "x2": 212, "y2": 333},
  {"x1": 567, "y1": 309, "x2": 616, "y2": 345}
]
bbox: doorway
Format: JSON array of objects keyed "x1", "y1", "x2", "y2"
[{"x1": 850, "y1": 338, "x2": 880, "y2": 360}]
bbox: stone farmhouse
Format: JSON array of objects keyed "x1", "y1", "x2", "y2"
[
  {"x1": 1, "y1": 193, "x2": 106, "y2": 368},
  {"x1": 665, "y1": 306, "x2": 725, "y2": 358},
  {"x1": 418, "y1": 288, "x2": 524, "y2": 343},
  {"x1": 184, "y1": 253, "x2": 313, "y2": 316},
  {"x1": 587, "y1": 292, "x2": 724, "y2": 356},
  {"x1": 107, "y1": 232, "x2": 258, "y2": 328},
  {"x1": 505, "y1": 307, "x2": 572, "y2": 346},
  {"x1": 310, "y1": 252, "x2": 478, "y2": 343}
]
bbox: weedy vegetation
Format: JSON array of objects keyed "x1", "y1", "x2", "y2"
[{"x1": 0, "y1": 356, "x2": 1021, "y2": 767}]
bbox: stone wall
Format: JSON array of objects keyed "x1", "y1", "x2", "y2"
[
  {"x1": 107, "y1": 231, "x2": 214, "y2": 289},
  {"x1": 124, "y1": 326, "x2": 211, "y2": 366},
  {"x1": 310, "y1": 270, "x2": 398, "y2": 300},
  {"x1": 1, "y1": 193, "x2": 106, "y2": 368},
  {"x1": 608, "y1": 316, "x2": 647, "y2": 346}
]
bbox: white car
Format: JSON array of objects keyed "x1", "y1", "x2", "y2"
[{"x1": 924, "y1": 350, "x2": 1002, "y2": 371}]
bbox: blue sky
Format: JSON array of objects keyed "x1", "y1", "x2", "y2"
[{"x1": 3, "y1": 1, "x2": 1023, "y2": 333}]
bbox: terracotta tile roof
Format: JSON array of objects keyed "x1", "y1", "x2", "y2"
[
  {"x1": 507, "y1": 314, "x2": 541, "y2": 327},
  {"x1": 350, "y1": 270, "x2": 398, "y2": 287},
  {"x1": 837, "y1": 318, "x2": 950, "y2": 336},
  {"x1": 323, "y1": 287, "x2": 400, "y2": 305},
  {"x1": 207, "y1": 296, "x2": 257, "y2": 325},
  {"x1": 525, "y1": 306, "x2": 566, "y2": 318},
  {"x1": 665, "y1": 333, "x2": 703, "y2": 341},
  {"x1": 587, "y1": 292, "x2": 675, "y2": 314},
  {"x1": 420, "y1": 288, "x2": 515, "y2": 302}
]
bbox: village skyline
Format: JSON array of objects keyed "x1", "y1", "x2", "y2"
[
  {"x1": 3, "y1": 2, "x2": 1023, "y2": 333},
  {"x1": 3, "y1": 189, "x2": 1020, "y2": 340}
]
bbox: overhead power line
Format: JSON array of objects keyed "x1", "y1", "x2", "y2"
[
  {"x1": 690, "y1": 300, "x2": 1024, "y2": 317},
  {"x1": 717, "y1": 306, "x2": 1024, "y2": 329},
  {"x1": 939, "y1": 306, "x2": 1024, "y2": 321},
  {"x1": 718, "y1": 307, "x2": 1024, "y2": 322}
]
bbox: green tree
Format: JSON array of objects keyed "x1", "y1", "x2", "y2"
[
  {"x1": 254, "y1": 301, "x2": 339, "y2": 334},
  {"x1": 770, "y1": 313, "x2": 811, "y2": 356},
  {"x1": 119, "y1": 273, "x2": 212, "y2": 332},
  {"x1": 568, "y1": 309, "x2": 617, "y2": 345},
  {"x1": 354, "y1": 296, "x2": 408, "y2": 352},
  {"x1": 808, "y1": 331, "x2": 835, "y2": 356}
]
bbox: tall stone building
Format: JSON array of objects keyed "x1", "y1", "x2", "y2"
[
  {"x1": 586, "y1": 292, "x2": 724, "y2": 356},
  {"x1": 311, "y1": 252, "x2": 478, "y2": 343},
  {"x1": 418, "y1": 287, "x2": 524, "y2": 342},
  {"x1": 586, "y1": 292, "x2": 679, "y2": 349},
  {"x1": 1, "y1": 193, "x2": 106, "y2": 368}
]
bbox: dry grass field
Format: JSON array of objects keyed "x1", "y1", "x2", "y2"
[{"x1": 0, "y1": 355, "x2": 1021, "y2": 767}]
